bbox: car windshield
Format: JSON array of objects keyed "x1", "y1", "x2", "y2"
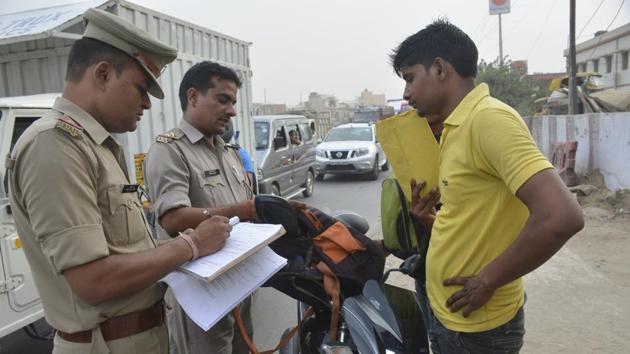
[
  {"x1": 255, "y1": 121, "x2": 270, "y2": 150},
  {"x1": 324, "y1": 127, "x2": 372, "y2": 142}
]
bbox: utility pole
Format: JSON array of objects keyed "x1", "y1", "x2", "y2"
[
  {"x1": 499, "y1": 13, "x2": 504, "y2": 65},
  {"x1": 489, "y1": 0, "x2": 509, "y2": 65},
  {"x1": 568, "y1": 0, "x2": 578, "y2": 114}
]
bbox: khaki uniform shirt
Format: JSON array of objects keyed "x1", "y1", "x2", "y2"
[
  {"x1": 8, "y1": 97, "x2": 164, "y2": 333},
  {"x1": 145, "y1": 119, "x2": 252, "y2": 238}
]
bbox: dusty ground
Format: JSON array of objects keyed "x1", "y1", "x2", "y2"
[
  {"x1": 385, "y1": 181, "x2": 630, "y2": 353},
  {"x1": 523, "y1": 207, "x2": 630, "y2": 353}
]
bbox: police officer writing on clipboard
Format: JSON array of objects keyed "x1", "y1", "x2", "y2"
[
  {"x1": 145, "y1": 61, "x2": 261, "y2": 354},
  {"x1": 7, "y1": 9, "x2": 230, "y2": 354}
]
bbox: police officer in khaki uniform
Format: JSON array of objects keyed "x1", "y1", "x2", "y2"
[
  {"x1": 8, "y1": 9, "x2": 232, "y2": 354},
  {"x1": 145, "y1": 61, "x2": 256, "y2": 354}
]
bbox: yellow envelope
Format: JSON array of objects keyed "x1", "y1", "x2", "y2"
[{"x1": 375, "y1": 110, "x2": 439, "y2": 202}]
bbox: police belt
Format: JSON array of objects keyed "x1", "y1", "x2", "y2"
[{"x1": 56, "y1": 301, "x2": 164, "y2": 343}]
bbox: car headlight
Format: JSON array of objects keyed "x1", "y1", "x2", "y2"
[
  {"x1": 316, "y1": 149, "x2": 327, "y2": 158},
  {"x1": 355, "y1": 148, "x2": 370, "y2": 157}
]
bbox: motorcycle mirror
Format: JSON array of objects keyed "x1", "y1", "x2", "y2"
[
  {"x1": 359, "y1": 279, "x2": 403, "y2": 343},
  {"x1": 342, "y1": 297, "x2": 381, "y2": 354},
  {"x1": 331, "y1": 210, "x2": 370, "y2": 234}
]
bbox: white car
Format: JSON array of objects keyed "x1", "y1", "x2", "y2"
[{"x1": 315, "y1": 123, "x2": 388, "y2": 181}]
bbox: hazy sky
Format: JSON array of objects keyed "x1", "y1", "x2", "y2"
[{"x1": 3, "y1": 0, "x2": 630, "y2": 105}]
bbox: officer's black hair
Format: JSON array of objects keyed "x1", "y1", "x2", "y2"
[
  {"x1": 390, "y1": 19, "x2": 478, "y2": 78},
  {"x1": 66, "y1": 38, "x2": 135, "y2": 82},
  {"x1": 179, "y1": 61, "x2": 242, "y2": 111}
]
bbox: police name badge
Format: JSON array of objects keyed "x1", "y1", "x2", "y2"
[
  {"x1": 121, "y1": 184, "x2": 139, "y2": 193},
  {"x1": 204, "y1": 169, "x2": 220, "y2": 177}
]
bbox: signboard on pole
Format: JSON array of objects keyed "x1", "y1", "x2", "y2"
[{"x1": 489, "y1": 0, "x2": 511, "y2": 15}]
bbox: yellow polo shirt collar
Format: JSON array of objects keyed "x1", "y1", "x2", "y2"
[{"x1": 443, "y1": 83, "x2": 490, "y2": 127}]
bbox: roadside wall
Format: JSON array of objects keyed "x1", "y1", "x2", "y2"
[{"x1": 523, "y1": 113, "x2": 630, "y2": 190}]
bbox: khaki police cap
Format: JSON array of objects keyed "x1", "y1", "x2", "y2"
[{"x1": 82, "y1": 8, "x2": 177, "y2": 99}]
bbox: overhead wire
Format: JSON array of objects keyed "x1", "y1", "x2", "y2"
[
  {"x1": 472, "y1": 16, "x2": 490, "y2": 38},
  {"x1": 577, "y1": 0, "x2": 606, "y2": 39},
  {"x1": 584, "y1": 0, "x2": 627, "y2": 61},
  {"x1": 526, "y1": 0, "x2": 558, "y2": 59},
  {"x1": 477, "y1": 0, "x2": 522, "y2": 48},
  {"x1": 604, "y1": 0, "x2": 626, "y2": 31},
  {"x1": 504, "y1": 0, "x2": 541, "y2": 39}
]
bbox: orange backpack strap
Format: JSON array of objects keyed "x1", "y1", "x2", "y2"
[
  {"x1": 232, "y1": 306, "x2": 259, "y2": 354},
  {"x1": 315, "y1": 261, "x2": 341, "y2": 341},
  {"x1": 301, "y1": 208, "x2": 324, "y2": 230},
  {"x1": 233, "y1": 305, "x2": 315, "y2": 354}
]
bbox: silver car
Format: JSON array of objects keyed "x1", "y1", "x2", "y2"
[
  {"x1": 315, "y1": 123, "x2": 388, "y2": 181},
  {"x1": 255, "y1": 115, "x2": 317, "y2": 198}
]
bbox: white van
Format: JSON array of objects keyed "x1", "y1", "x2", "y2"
[
  {"x1": 254, "y1": 115, "x2": 317, "y2": 198},
  {"x1": 0, "y1": 94, "x2": 56, "y2": 339}
]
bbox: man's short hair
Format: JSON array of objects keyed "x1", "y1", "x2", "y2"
[
  {"x1": 66, "y1": 38, "x2": 135, "y2": 82},
  {"x1": 391, "y1": 19, "x2": 478, "y2": 78},
  {"x1": 178, "y1": 61, "x2": 242, "y2": 111}
]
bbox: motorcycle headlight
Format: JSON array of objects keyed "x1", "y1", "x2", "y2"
[
  {"x1": 316, "y1": 149, "x2": 327, "y2": 158},
  {"x1": 355, "y1": 148, "x2": 370, "y2": 157},
  {"x1": 256, "y1": 168, "x2": 264, "y2": 180}
]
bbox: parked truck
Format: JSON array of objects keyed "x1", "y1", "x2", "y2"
[{"x1": 0, "y1": 0, "x2": 254, "y2": 340}]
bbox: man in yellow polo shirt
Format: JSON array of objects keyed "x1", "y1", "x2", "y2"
[{"x1": 390, "y1": 20, "x2": 584, "y2": 353}]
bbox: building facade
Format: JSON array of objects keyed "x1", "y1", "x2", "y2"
[
  {"x1": 568, "y1": 22, "x2": 630, "y2": 90},
  {"x1": 253, "y1": 103, "x2": 287, "y2": 116},
  {"x1": 358, "y1": 89, "x2": 386, "y2": 106}
]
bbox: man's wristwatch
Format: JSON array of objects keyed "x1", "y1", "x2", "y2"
[{"x1": 202, "y1": 208, "x2": 211, "y2": 218}]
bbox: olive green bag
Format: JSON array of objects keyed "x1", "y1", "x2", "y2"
[{"x1": 380, "y1": 177, "x2": 429, "y2": 261}]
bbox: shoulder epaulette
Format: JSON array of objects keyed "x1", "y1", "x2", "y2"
[
  {"x1": 55, "y1": 116, "x2": 84, "y2": 138},
  {"x1": 224, "y1": 143, "x2": 240, "y2": 150},
  {"x1": 156, "y1": 131, "x2": 180, "y2": 143}
]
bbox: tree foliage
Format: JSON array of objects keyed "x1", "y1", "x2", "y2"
[{"x1": 475, "y1": 59, "x2": 546, "y2": 116}]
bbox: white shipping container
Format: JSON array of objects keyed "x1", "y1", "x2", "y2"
[{"x1": 0, "y1": 0, "x2": 255, "y2": 181}]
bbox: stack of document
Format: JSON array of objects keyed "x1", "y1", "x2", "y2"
[
  {"x1": 180, "y1": 222, "x2": 286, "y2": 281},
  {"x1": 162, "y1": 222, "x2": 287, "y2": 330}
]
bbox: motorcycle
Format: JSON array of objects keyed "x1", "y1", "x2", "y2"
[{"x1": 255, "y1": 199, "x2": 429, "y2": 354}]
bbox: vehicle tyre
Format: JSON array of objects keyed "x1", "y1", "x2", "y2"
[
  {"x1": 381, "y1": 159, "x2": 390, "y2": 171},
  {"x1": 278, "y1": 327, "x2": 300, "y2": 354},
  {"x1": 367, "y1": 156, "x2": 379, "y2": 180},
  {"x1": 271, "y1": 184, "x2": 280, "y2": 196},
  {"x1": 315, "y1": 173, "x2": 325, "y2": 181},
  {"x1": 302, "y1": 170, "x2": 314, "y2": 197}
]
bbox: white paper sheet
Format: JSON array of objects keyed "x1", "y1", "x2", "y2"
[
  {"x1": 162, "y1": 246, "x2": 287, "y2": 331},
  {"x1": 180, "y1": 223, "x2": 285, "y2": 281}
]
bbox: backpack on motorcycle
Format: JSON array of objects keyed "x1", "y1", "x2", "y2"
[{"x1": 255, "y1": 195, "x2": 386, "y2": 340}]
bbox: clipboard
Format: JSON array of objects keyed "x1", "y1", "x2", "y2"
[{"x1": 375, "y1": 110, "x2": 439, "y2": 202}]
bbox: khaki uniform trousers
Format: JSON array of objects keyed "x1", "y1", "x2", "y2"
[
  {"x1": 52, "y1": 322, "x2": 168, "y2": 354},
  {"x1": 165, "y1": 289, "x2": 253, "y2": 354}
]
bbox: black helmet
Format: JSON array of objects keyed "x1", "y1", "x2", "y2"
[
  {"x1": 254, "y1": 195, "x2": 300, "y2": 237},
  {"x1": 254, "y1": 195, "x2": 310, "y2": 259}
]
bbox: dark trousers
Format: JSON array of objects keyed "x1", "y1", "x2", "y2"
[
  {"x1": 429, "y1": 306, "x2": 524, "y2": 354},
  {"x1": 415, "y1": 280, "x2": 525, "y2": 354}
]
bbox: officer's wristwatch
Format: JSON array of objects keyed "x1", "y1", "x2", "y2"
[{"x1": 202, "y1": 208, "x2": 211, "y2": 218}]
